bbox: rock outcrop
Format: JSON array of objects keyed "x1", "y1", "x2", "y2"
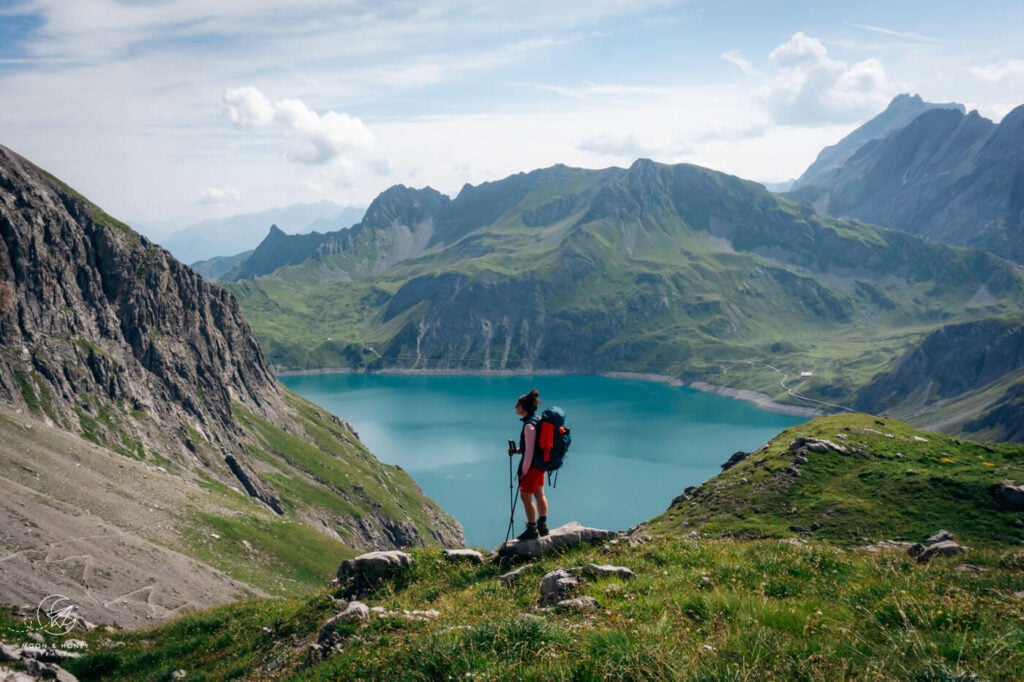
[
  {"x1": 335, "y1": 550, "x2": 414, "y2": 598},
  {"x1": 0, "y1": 146, "x2": 284, "y2": 460}
]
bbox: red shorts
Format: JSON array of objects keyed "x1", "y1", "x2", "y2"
[{"x1": 519, "y1": 468, "x2": 545, "y2": 494}]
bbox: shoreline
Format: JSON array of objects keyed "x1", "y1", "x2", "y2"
[{"x1": 274, "y1": 366, "x2": 822, "y2": 418}]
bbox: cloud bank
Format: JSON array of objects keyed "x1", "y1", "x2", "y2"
[
  {"x1": 757, "y1": 32, "x2": 892, "y2": 125},
  {"x1": 223, "y1": 86, "x2": 377, "y2": 166}
]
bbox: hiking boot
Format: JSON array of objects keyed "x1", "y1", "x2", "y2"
[
  {"x1": 517, "y1": 524, "x2": 539, "y2": 541},
  {"x1": 537, "y1": 521, "x2": 549, "y2": 537}
]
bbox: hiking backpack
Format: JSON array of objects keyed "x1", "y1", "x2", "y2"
[{"x1": 530, "y1": 406, "x2": 571, "y2": 473}]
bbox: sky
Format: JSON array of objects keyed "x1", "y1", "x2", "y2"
[{"x1": 1, "y1": 0, "x2": 1022, "y2": 238}]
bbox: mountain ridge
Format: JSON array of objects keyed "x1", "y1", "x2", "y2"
[
  {"x1": 0, "y1": 144, "x2": 463, "y2": 626},
  {"x1": 789, "y1": 100, "x2": 1024, "y2": 263},
  {"x1": 794, "y1": 93, "x2": 965, "y2": 189},
  {"x1": 156, "y1": 200, "x2": 365, "y2": 264}
]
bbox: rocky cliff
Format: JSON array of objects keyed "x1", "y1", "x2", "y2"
[
  {"x1": 855, "y1": 318, "x2": 1024, "y2": 442},
  {"x1": 0, "y1": 144, "x2": 463, "y2": 623},
  {"x1": 0, "y1": 146, "x2": 284, "y2": 453}
]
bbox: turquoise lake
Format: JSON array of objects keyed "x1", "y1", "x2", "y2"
[{"x1": 280, "y1": 373, "x2": 807, "y2": 548}]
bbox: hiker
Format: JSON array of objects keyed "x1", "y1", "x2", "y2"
[{"x1": 513, "y1": 389, "x2": 549, "y2": 540}]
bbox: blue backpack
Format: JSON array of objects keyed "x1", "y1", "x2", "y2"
[{"x1": 530, "y1": 406, "x2": 572, "y2": 473}]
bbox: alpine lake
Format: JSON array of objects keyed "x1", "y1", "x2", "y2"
[{"x1": 280, "y1": 373, "x2": 808, "y2": 548}]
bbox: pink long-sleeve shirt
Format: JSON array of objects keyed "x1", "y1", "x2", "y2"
[{"x1": 520, "y1": 422, "x2": 536, "y2": 476}]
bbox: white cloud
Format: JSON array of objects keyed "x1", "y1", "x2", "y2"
[
  {"x1": 769, "y1": 31, "x2": 830, "y2": 69},
  {"x1": 758, "y1": 32, "x2": 892, "y2": 125},
  {"x1": 194, "y1": 187, "x2": 241, "y2": 206},
  {"x1": 223, "y1": 86, "x2": 377, "y2": 166},
  {"x1": 969, "y1": 59, "x2": 1024, "y2": 84},
  {"x1": 850, "y1": 24, "x2": 941, "y2": 44},
  {"x1": 722, "y1": 50, "x2": 759, "y2": 76},
  {"x1": 577, "y1": 131, "x2": 662, "y2": 159},
  {"x1": 223, "y1": 86, "x2": 275, "y2": 129}
]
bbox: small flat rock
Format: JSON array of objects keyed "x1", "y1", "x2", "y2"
[
  {"x1": 443, "y1": 549, "x2": 484, "y2": 564},
  {"x1": 556, "y1": 596, "x2": 600, "y2": 612},
  {"x1": 498, "y1": 565, "x2": 530, "y2": 587},
  {"x1": 582, "y1": 563, "x2": 635, "y2": 580},
  {"x1": 497, "y1": 522, "x2": 616, "y2": 560},
  {"x1": 854, "y1": 540, "x2": 914, "y2": 553},
  {"x1": 926, "y1": 530, "x2": 955, "y2": 544}
]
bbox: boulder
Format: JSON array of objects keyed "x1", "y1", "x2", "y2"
[
  {"x1": 911, "y1": 540, "x2": 970, "y2": 563},
  {"x1": 336, "y1": 550, "x2": 413, "y2": 597},
  {"x1": 539, "y1": 568, "x2": 581, "y2": 605},
  {"x1": 992, "y1": 481, "x2": 1024, "y2": 511},
  {"x1": 926, "y1": 530, "x2": 955, "y2": 544},
  {"x1": 497, "y1": 522, "x2": 617, "y2": 560},
  {"x1": 720, "y1": 451, "x2": 749, "y2": 471},
  {"x1": 339, "y1": 600, "x2": 370, "y2": 623}
]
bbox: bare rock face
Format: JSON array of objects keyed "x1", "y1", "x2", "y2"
[{"x1": 0, "y1": 145, "x2": 284, "y2": 461}]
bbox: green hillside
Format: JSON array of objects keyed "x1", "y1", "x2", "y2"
[
  {"x1": 647, "y1": 413, "x2": 1024, "y2": 548},
  {"x1": 225, "y1": 161, "x2": 1024, "y2": 421},
  {"x1": 35, "y1": 414, "x2": 1024, "y2": 681}
]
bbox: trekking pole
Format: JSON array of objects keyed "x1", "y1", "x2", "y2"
[{"x1": 504, "y1": 440, "x2": 519, "y2": 544}]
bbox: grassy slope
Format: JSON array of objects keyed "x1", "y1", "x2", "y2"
[
  {"x1": 40, "y1": 414, "x2": 1024, "y2": 681},
  {"x1": 0, "y1": 381, "x2": 459, "y2": 612},
  {"x1": 49, "y1": 532, "x2": 1024, "y2": 681},
  {"x1": 647, "y1": 413, "x2": 1024, "y2": 548}
]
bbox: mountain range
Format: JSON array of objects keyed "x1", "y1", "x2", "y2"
[
  {"x1": 793, "y1": 93, "x2": 965, "y2": 189},
  {"x1": 221, "y1": 136, "x2": 1024, "y2": 441},
  {"x1": 0, "y1": 145, "x2": 460, "y2": 627},
  {"x1": 156, "y1": 201, "x2": 365, "y2": 266}
]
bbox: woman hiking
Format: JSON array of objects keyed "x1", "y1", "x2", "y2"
[{"x1": 512, "y1": 389, "x2": 549, "y2": 540}]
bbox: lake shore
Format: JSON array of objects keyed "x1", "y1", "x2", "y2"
[{"x1": 274, "y1": 366, "x2": 822, "y2": 418}]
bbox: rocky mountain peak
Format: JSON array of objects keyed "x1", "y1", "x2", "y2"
[
  {"x1": 362, "y1": 185, "x2": 450, "y2": 229},
  {"x1": 795, "y1": 93, "x2": 966, "y2": 188}
]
